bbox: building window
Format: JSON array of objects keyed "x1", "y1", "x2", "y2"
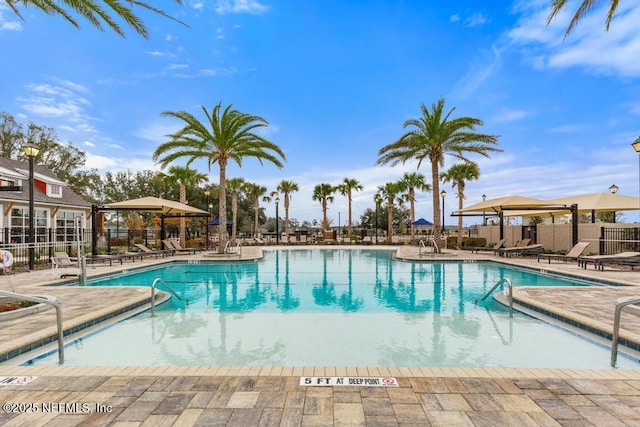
[
  {"x1": 10, "y1": 207, "x2": 47, "y2": 243},
  {"x1": 48, "y1": 184, "x2": 62, "y2": 198},
  {"x1": 56, "y1": 211, "x2": 81, "y2": 242}
]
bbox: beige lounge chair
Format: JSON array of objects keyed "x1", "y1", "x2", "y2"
[
  {"x1": 391, "y1": 235, "x2": 401, "y2": 245},
  {"x1": 497, "y1": 243, "x2": 544, "y2": 258},
  {"x1": 254, "y1": 237, "x2": 265, "y2": 245},
  {"x1": 134, "y1": 243, "x2": 173, "y2": 257},
  {"x1": 299, "y1": 235, "x2": 308, "y2": 244},
  {"x1": 578, "y1": 251, "x2": 640, "y2": 270},
  {"x1": 537, "y1": 241, "x2": 590, "y2": 264},
  {"x1": 51, "y1": 252, "x2": 80, "y2": 278},
  {"x1": 163, "y1": 240, "x2": 197, "y2": 254},
  {"x1": 472, "y1": 238, "x2": 507, "y2": 253}
]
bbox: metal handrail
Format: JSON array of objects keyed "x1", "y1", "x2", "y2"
[
  {"x1": 480, "y1": 278, "x2": 513, "y2": 318},
  {"x1": 0, "y1": 289, "x2": 65, "y2": 364},
  {"x1": 610, "y1": 296, "x2": 640, "y2": 367},
  {"x1": 418, "y1": 239, "x2": 427, "y2": 257},
  {"x1": 150, "y1": 278, "x2": 184, "y2": 316}
]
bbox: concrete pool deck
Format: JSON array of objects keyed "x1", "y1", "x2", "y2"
[{"x1": 0, "y1": 245, "x2": 639, "y2": 426}]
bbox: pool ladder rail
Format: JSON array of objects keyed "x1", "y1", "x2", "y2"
[
  {"x1": 611, "y1": 295, "x2": 640, "y2": 367},
  {"x1": 224, "y1": 240, "x2": 242, "y2": 256},
  {"x1": 479, "y1": 278, "x2": 513, "y2": 318},
  {"x1": 150, "y1": 278, "x2": 188, "y2": 316},
  {"x1": 418, "y1": 238, "x2": 438, "y2": 257},
  {"x1": 0, "y1": 289, "x2": 65, "y2": 365}
]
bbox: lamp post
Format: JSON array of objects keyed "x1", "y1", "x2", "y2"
[
  {"x1": 275, "y1": 197, "x2": 280, "y2": 245},
  {"x1": 482, "y1": 193, "x2": 487, "y2": 226},
  {"x1": 338, "y1": 211, "x2": 341, "y2": 243},
  {"x1": 609, "y1": 184, "x2": 618, "y2": 223},
  {"x1": 204, "y1": 190, "x2": 210, "y2": 250},
  {"x1": 23, "y1": 143, "x2": 40, "y2": 270},
  {"x1": 440, "y1": 190, "x2": 446, "y2": 232}
]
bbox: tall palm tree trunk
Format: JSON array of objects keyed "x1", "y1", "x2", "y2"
[
  {"x1": 284, "y1": 195, "x2": 290, "y2": 235},
  {"x1": 347, "y1": 191, "x2": 353, "y2": 239},
  {"x1": 387, "y1": 202, "x2": 393, "y2": 242},
  {"x1": 322, "y1": 200, "x2": 328, "y2": 230},
  {"x1": 431, "y1": 161, "x2": 441, "y2": 253},
  {"x1": 218, "y1": 160, "x2": 227, "y2": 254},
  {"x1": 409, "y1": 189, "x2": 416, "y2": 243},
  {"x1": 179, "y1": 184, "x2": 186, "y2": 247},
  {"x1": 457, "y1": 183, "x2": 465, "y2": 247}
]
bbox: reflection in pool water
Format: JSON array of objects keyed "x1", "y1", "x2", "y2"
[{"x1": 27, "y1": 249, "x2": 638, "y2": 368}]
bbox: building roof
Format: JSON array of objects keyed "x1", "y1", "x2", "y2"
[{"x1": 0, "y1": 157, "x2": 92, "y2": 209}]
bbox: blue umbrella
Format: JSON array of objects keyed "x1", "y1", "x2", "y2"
[
  {"x1": 208, "y1": 219, "x2": 233, "y2": 225},
  {"x1": 412, "y1": 218, "x2": 433, "y2": 226}
]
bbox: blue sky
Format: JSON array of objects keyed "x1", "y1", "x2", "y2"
[{"x1": 1, "y1": 0, "x2": 640, "y2": 225}]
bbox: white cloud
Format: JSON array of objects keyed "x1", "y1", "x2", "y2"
[
  {"x1": 215, "y1": 0, "x2": 269, "y2": 15},
  {"x1": 449, "y1": 14, "x2": 460, "y2": 23},
  {"x1": 132, "y1": 120, "x2": 181, "y2": 143},
  {"x1": 165, "y1": 34, "x2": 177, "y2": 42},
  {"x1": 453, "y1": 44, "x2": 503, "y2": 98},
  {"x1": 490, "y1": 109, "x2": 532, "y2": 123},
  {"x1": 166, "y1": 63, "x2": 189, "y2": 70},
  {"x1": 465, "y1": 12, "x2": 489, "y2": 28},
  {"x1": 508, "y1": 3, "x2": 640, "y2": 77},
  {"x1": 548, "y1": 124, "x2": 590, "y2": 134},
  {"x1": 1, "y1": 21, "x2": 21, "y2": 31},
  {"x1": 83, "y1": 140, "x2": 96, "y2": 147}
]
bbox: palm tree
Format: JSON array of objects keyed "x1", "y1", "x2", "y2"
[
  {"x1": 376, "y1": 181, "x2": 402, "y2": 243},
  {"x1": 312, "y1": 183, "x2": 335, "y2": 230},
  {"x1": 6, "y1": 0, "x2": 186, "y2": 39},
  {"x1": 377, "y1": 97, "x2": 500, "y2": 252},
  {"x1": 397, "y1": 172, "x2": 431, "y2": 243},
  {"x1": 243, "y1": 182, "x2": 270, "y2": 240},
  {"x1": 153, "y1": 103, "x2": 286, "y2": 253},
  {"x1": 441, "y1": 162, "x2": 480, "y2": 247},
  {"x1": 226, "y1": 177, "x2": 246, "y2": 246},
  {"x1": 336, "y1": 178, "x2": 364, "y2": 240},
  {"x1": 162, "y1": 165, "x2": 207, "y2": 248},
  {"x1": 547, "y1": 0, "x2": 620, "y2": 37},
  {"x1": 276, "y1": 180, "x2": 299, "y2": 236}
]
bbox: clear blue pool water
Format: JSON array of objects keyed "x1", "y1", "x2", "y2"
[{"x1": 27, "y1": 249, "x2": 638, "y2": 368}]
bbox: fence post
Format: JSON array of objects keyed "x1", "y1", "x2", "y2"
[
  {"x1": 106, "y1": 229, "x2": 111, "y2": 254},
  {"x1": 599, "y1": 227, "x2": 605, "y2": 255}
]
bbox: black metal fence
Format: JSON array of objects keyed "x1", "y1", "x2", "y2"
[{"x1": 600, "y1": 227, "x2": 640, "y2": 255}]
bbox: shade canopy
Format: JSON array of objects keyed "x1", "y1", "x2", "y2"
[
  {"x1": 455, "y1": 195, "x2": 552, "y2": 214},
  {"x1": 503, "y1": 192, "x2": 640, "y2": 217},
  {"x1": 105, "y1": 196, "x2": 208, "y2": 215},
  {"x1": 208, "y1": 219, "x2": 233, "y2": 225},
  {"x1": 412, "y1": 218, "x2": 434, "y2": 226}
]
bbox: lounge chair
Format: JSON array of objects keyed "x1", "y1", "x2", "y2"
[
  {"x1": 578, "y1": 252, "x2": 640, "y2": 270},
  {"x1": 299, "y1": 235, "x2": 308, "y2": 244},
  {"x1": 391, "y1": 235, "x2": 401, "y2": 245},
  {"x1": 163, "y1": 240, "x2": 198, "y2": 254},
  {"x1": 472, "y1": 238, "x2": 507, "y2": 254},
  {"x1": 134, "y1": 243, "x2": 173, "y2": 258},
  {"x1": 254, "y1": 237, "x2": 265, "y2": 245},
  {"x1": 362, "y1": 236, "x2": 372, "y2": 245},
  {"x1": 537, "y1": 241, "x2": 590, "y2": 264},
  {"x1": 497, "y1": 243, "x2": 544, "y2": 258},
  {"x1": 51, "y1": 252, "x2": 81, "y2": 278}
]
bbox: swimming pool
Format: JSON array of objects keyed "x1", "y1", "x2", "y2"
[{"x1": 26, "y1": 249, "x2": 639, "y2": 368}]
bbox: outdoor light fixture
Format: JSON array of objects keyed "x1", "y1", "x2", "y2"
[
  {"x1": 609, "y1": 184, "x2": 618, "y2": 194},
  {"x1": 440, "y1": 190, "x2": 447, "y2": 231},
  {"x1": 23, "y1": 143, "x2": 40, "y2": 270},
  {"x1": 275, "y1": 197, "x2": 280, "y2": 245},
  {"x1": 482, "y1": 193, "x2": 487, "y2": 226},
  {"x1": 633, "y1": 137, "x2": 640, "y2": 224}
]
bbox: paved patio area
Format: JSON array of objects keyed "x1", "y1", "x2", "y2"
[{"x1": 0, "y1": 245, "x2": 639, "y2": 425}]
